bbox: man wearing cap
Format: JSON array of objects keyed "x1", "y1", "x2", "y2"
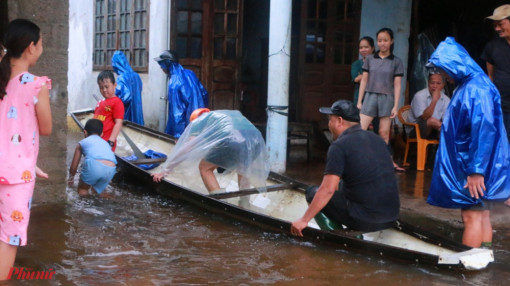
[
  {"x1": 408, "y1": 69, "x2": 450, "y2": 139},
  {"x1": 154, "y1": 50, "x2": 208, "y2": 138},
  {"x1": 290, "y1": 100, "x2": 400, "y2": 236},
  {"x1": 482, "y1": 5, "x2": 510, "y2": 207},
  {"x1": 482, "y1": 5, "x2": 510, "y2": 141}
]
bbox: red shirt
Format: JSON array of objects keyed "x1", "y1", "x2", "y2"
[{"x1": 93, "y1": 96, "x2": 124, "y2": 149}]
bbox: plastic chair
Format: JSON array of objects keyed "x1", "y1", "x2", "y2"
[{"x1": 397, "y1": 105, "x2": 439, "y2": 171}]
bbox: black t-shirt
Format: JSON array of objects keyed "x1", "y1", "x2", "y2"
[
  {"x1": 481, "y1": 37, "x2": 510, "y2": 112},
  {"x1": 324, "y1": 125, "x2": 400, "y2": 223}
]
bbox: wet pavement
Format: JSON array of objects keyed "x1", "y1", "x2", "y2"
[
  {"x1": 7, "y1": 128, "x2": 510, "y2": 285},
  {"x1": 285, "y1": 137, "x2": 510, "y2": 230}
]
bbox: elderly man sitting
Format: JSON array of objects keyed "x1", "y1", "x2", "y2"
[{"x1": 408, "y1": 68, "x2": 450, "y2": 139}]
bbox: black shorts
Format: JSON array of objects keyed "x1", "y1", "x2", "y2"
[
  {"x1": 416, "y1": 118, "x2": 439, "y2": 140},
  {"x1": 461, "y1": 201, "x2": 495, "y2": 211},
  {"x1": 204, "y1": 134, "x2": 264, "y2": 171},
  {"x1": 305, "y1": 186, "x2": 396, "y2": 232},
  {"x1": 205, "y1": 140, "x2": 242, "y2": 170}
]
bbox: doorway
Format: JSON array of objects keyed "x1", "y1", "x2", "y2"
[
  {"x1": 297, "y1": 0, "x2": 362, "y2": 127},
  {"x1": 171, "y1": 0, "x2": 243, "y2": 110},
  {"x1": 408, "y1": 0, "x2": 509, "y2": 99}
]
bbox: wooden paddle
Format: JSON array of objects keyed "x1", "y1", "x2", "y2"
[
  {"x1": 120, "y1": 129, "x2": 146, "y2": 159},
  {"x1": 209, "y1": 183, "x2": 293, "y2": 199}
]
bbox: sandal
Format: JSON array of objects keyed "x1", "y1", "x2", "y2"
[{"x1": 393, "y1": 162, "x2": 406, "y2": 173}]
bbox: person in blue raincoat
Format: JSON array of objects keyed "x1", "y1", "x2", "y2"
[
  {"x1": 112, "y1": 51, "x2": 144, "y2": 125},
  {"x1": 426, "y1": 37, "x2": 510, "y2": 248},
  {"x1": 154, "y1": 50, "x2": 208, "y2": 138}
]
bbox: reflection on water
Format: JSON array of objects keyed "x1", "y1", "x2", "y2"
[
  {"x1": 398, "y1": 170, "x2": 433, "y2": 199},
  {"x1": 10, "y1": 130, "x2": 510, "y2": 285},
  {"x1": 15, "y1": 181, "x2": 510, "y2": 285}
]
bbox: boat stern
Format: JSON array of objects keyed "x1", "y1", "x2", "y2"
[{"x1": 438, "y1": 248, "x2": 494, "y2": 270}]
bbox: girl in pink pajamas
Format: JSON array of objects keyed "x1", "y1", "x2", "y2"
[{"x1": 0, "y1": 19, "x2": 52, "y2": 280}]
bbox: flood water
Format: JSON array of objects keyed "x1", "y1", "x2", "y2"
[{"x1": 10, "y1": 130, "x2": 510, "y2": 285}]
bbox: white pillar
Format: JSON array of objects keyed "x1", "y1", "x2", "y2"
[
  {"x1": 148, "y1": 0, "x2": 170, "y2": 132},
  {"x1": 266, "y1": 0, "x2": 292, "y2": 173}
]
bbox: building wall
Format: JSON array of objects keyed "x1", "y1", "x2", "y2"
[
  {"x1": 360, "y1": 0, "x2": 412, "y2": 107},
  {"x1": 67, "y1": 0, "x2": 412, "y2": 130},
  {"x1": 67, "y1": 0, "x2": 169, "y2": 131},
  {"x1": 68, "y1": 0, "x2": 96, "y2": 112},
  {"x1": 7, "y1": 0, "x2": 69, "y2": 203}
]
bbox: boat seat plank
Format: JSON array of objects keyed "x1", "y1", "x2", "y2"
[
  {"x1": 127, "y1": 157, "x2": 167, "y2": 165},
  {"x1": 209, "y1": 183, "x2": 293, "y2": 199}
]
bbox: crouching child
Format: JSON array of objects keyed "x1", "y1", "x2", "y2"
[{"x1": 68, "y1": 119, "x2": 117, "y2": 197}]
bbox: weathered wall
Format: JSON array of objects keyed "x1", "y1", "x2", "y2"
[
  {"x1": 68, "y1": 0, "x2": 170, "y2": 131},
  {"x1": 7, "y1": 0, "x2": 69, "y2": 203}
]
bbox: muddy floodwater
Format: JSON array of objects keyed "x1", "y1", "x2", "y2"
[{"x1": 11, "y1": 130, "x2": 510, "y2": 285}]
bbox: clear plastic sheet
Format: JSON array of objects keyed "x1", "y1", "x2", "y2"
[
  {"x1": 160, "y1": 110, "x2": 270, "y2": 190},
  {"x1": 409, "y1": 33, "x2": 436, "y2": 102}
]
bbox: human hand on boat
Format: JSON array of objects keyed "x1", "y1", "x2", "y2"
[
  {"x1": 464, "y1": 174, "x2": 485, "y2": 199},
  {"x1": 152, "y1": 172, "x2": 165, "y2": 183},
  {"x1": 290, "y1": 219, "x2": 308, "y2": 237}
]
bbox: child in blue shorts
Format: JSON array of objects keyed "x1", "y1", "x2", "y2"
[{"x1": 68, "y1": 119, "x2": 117, "y2": 197}]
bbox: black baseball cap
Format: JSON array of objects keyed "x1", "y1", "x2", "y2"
[
  {"x1": 425, "y1": 62, "x2": 435, "y2": 68},
  {"x1": 319, "y1": 100, "x2": 360, "y2": 122},
  {"x1": 154, "y1": 50, "x2": 179, "y2": 63}
]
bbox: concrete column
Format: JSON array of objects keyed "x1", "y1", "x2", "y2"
[
  {"x1": 266, "y1": 0, "x2": 292, "y2": 173},
  {"x1": 148, "y1": 0, "x2": 170, "y2": 131}
]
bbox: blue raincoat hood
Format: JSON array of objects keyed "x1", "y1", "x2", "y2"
[
  {"x1": 158, "y1": 59, "x2": 208, "y2": 138},
  {"x1": 112, "y1": 51, "x2": 144, "y2": 125},
  {"x1": 427, "y1": 37, "x2": 510, "y2": 208}
]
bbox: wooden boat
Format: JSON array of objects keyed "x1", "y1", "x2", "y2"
[{"x1": 69, "y1": 109, "x2": 494, "y2": 270}]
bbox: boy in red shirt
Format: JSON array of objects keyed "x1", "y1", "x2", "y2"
[{"x1": 93, "y1": 70, "x2": 124, "y2": 150}]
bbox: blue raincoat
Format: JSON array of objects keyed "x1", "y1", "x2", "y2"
[
  {"x1": 112, "y1": 51, "x2": 144, "y2": 125},
  {"x1": 158, "y1": 60, "x2": 208, "y2": 138},
  {"x1": 427, "y1": 37, "x2": 510, "y2": 209}
]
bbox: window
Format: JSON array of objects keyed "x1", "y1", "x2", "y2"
[
  {"x1": 174, "y1": 0, "x2": 204, "y2": 59},
  {"x1": 213, "y1": 0, "x2": 240, "y2": 60},
  {"x1": 94, "y1": 0, "x2": 149, "y2": 72},
  {"x1": 305, "y1": 0, "x2": 359, "y2": 64}
]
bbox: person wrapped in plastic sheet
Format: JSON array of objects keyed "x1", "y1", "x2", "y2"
[
  {"x1": 112, "y1": 51, "x2": 144, "y2": 125},
  {"x1": 152, "y1": 109, "x2": 269, "y2": 194},
  {"x1": 155, "y1": 50, "x2": 208, "y2": 138},
  {"x1": 426, "y1": 37, "x2": 510, "y2": 248}
]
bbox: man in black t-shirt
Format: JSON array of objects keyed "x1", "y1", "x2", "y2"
[
  {"x1": 482, "y1": 4, "x2": 510, "y2": 207},
  {"x1": 290, "y1": 100, "x2": 400, "y2": 235}
]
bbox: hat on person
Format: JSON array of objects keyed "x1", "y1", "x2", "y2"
[
  {"x1": 319, "y1": 100, "x2": 360, "y2": 122},
  {"x1": 426, "y1": 64, "x2": 441, "y2": 74},
  {"x1": 154, "y1": 50, "x2": 179, "y2": 63},
  {"x1": 190, "y1": 108, "x2": 211, "y2": 122},
  {"x1": 486, "y1": 4, "x2": 510, "y2": 21},
  {"x1": 425, "y1": 62, "x2": 436, "y2": 68}
]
